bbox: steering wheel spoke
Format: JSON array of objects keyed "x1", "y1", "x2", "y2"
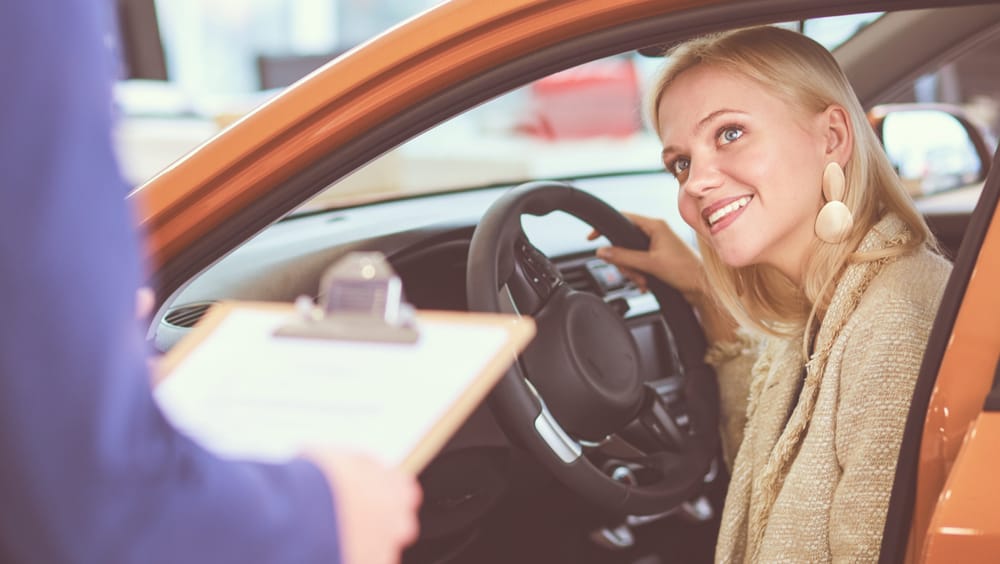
[
  {"x1": 585, "y1": 431, "x2": 648, "y2": 459},
  {"x1": 521, "y1": 373, "x2": 583, "y2": 463},
  {"x1": 618, "y1": 387, "x2": 694, "y2": 453}
]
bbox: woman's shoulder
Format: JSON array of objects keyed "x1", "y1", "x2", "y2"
[
  {"x1": 862, "y1": 246, "x2": 952, "y2": 310},
  {"x1": 837, "y1": 248, "x2": 949, "y2": 384},
  {"x1": 838, "y1": 247, "x2": 952, "y2": 353}
]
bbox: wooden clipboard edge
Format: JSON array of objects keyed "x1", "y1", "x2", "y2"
[
  {"x1": 154, "y1": 301, "x2": 537, "y2": 475},
  {"x1": 398, "y1": 311, "x2": 535, "y2": 474}
]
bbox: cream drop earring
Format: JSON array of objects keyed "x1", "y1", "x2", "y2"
[{"x1": 814, "y1": 162, "x2": 854, "y2": 243}]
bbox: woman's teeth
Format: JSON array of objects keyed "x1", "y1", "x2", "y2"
[{"x1": 708, "y1": 196, "x2": 752, "y2": 226}]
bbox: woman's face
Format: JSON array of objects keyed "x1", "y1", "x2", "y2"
[{"x1": 656, "y1": 65, "x2": 836, "y2": 282}]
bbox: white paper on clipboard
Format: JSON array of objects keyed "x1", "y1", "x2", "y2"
[{"x1": 153, "y1": 302, "x2": 534, "y2": 473}]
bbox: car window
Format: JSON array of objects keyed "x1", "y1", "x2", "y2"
[
  {"x1": 774, "y1": 12, "x2": 883, "y2": 50},
  {"x1": 883, "y1": 36, "x2": 1000, "y2": 140},
  {"x1": 294, "y1": 12, "x2": 886, "y2": 213},
  {"x1": 883, "y1": 110, "x2": 985, "y2": 197},
  {"x1": 297, "y1": 52, "x2": 667, "y2": 213},
  {"x1": 880, "y1": 33, "x2": 1000, "y2": 202},
  {"x1": 114, "y1": 0, "x2": 442, "y2": 188}
]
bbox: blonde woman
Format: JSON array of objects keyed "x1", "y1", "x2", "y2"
[{"x1": 596, "y1": 27, "x2": 951, "y2": 562}]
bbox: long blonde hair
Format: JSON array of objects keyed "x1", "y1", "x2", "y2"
[{"x1": 648, "y1": 26, "x2": 935, "y2": 338}]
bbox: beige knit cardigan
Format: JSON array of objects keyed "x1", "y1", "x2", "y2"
[{"x1": 709, "y1": 214, "x2": 951, "y2": 563}]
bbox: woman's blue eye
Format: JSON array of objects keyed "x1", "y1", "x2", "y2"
[
  {"x1": 719, "y1": 126, "x2": 744, "y2": 144},
  {"x1": 671, "y1": 157, "x2": 690, "y2": 176}
]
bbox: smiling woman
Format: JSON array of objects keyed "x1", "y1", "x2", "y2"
[{"x1": 597, "y1": 26, "x2": 952, "y2": 562}]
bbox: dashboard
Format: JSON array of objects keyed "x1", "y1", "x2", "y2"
[{"x1": 153, "y1": 172, "x2": 688, "y2": 350}]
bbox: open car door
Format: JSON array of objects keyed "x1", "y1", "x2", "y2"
[{"x1": 881, "y1": 146, "x2": 1000, "y2": 562}]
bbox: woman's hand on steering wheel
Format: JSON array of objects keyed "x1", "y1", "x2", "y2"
[
  {"x1": 589, "y1": 212, "x2": 706, "y2": 301},
  {"x1": 590, "y1": 213, "x2": 739, "y2": 344}
]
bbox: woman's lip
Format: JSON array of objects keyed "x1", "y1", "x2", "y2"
[
  {"x1": 706, "y1": 196, "x2": 753, "y2": 234},
  {"x1": 701, "y1": 195, "x2": 754, "y2": 221}
]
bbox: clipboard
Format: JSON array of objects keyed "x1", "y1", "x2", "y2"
[{"x1": 154, "y1": 301, "x2": 535, "y2": 474}]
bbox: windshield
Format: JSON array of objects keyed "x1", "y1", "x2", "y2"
[
  {"x1": 295, "y1": 11, "x2": 885, "y2": 213},
  {"x1": 115, "y1": 4, "x2": 883, "y2": 213}
]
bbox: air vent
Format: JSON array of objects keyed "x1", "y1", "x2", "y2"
[
  {"x1": 560, "y1": 263, "x2": 600, "y2": 294},
  {"x1": 163, "y1": 301, "x2": 216, "y2": 328}
]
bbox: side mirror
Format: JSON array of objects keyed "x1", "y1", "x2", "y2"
[{"x1": 870, "y1": 104, "x2": 993, "y2": 198}]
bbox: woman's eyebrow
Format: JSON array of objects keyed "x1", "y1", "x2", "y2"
[
  {"x1": 660, "y1": 108, "x2": 749, "y2": 158},
  {"x1": 697, "y1": 108, "x2": 748, "y2": 130}
]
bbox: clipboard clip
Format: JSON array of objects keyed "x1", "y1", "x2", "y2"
[{"x1": 274, "y1": 252, "x2": 419, "y2": 344}]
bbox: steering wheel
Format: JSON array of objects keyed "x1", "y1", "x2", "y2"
[{"x1": 467, "y1": 181, "x2": 719, "y2": 517}]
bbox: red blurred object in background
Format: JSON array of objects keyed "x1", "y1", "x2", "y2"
[{"x1": 518, "y1": 57, "x2": 641, "y2": 140}]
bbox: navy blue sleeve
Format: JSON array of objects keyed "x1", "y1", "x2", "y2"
[{"x1": 0, "y1": 3, "x2": 342, "y2": 562}]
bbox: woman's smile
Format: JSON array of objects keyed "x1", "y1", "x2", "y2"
[{"x1": 704, "y1": 195, "x2": 753, "y2": 233}]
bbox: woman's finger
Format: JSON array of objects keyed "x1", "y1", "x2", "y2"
[
  {"x1": 596, "y1": 245, "x2": 657, "y2": 274},
  {"x1": 135, "y1": 287, "x2": 155, "y2": 321},
  {"x1": 620, "y1": 212, "x2": 662, "y2": 235},
  {"x1": 618, "y1": 265, "x2": 648, "y2": 292}
]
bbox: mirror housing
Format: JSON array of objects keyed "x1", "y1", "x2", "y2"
[{"x1": 869, "y1": 103, "x2": 994, "y2": 198}]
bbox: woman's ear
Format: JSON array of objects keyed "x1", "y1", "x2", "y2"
[{"x1": 823, "y1": 104, "x2": 853, "y2": 166}]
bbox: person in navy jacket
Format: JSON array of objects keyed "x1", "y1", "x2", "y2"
[{"x1": 0, "y1": 2, "x2": 419, "y2": 562}]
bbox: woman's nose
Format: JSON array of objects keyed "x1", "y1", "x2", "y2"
[{"x1": 682, "y1": 156, "x2": 723, "y2": 197}]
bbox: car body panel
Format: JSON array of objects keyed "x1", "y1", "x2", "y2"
[
  {"x1": 915, "y1": 195, "x2": 1000, "y2": 561},
  {"x1": 923, "y1": 412, "x2": 1000, "y2": 562}
]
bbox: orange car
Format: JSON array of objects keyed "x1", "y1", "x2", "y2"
[{"x1": 133, "y1": 1, "x2": 1000, "y2": 562}]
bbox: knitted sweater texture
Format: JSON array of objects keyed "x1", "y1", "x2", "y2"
[{"x1": 711, "y1": 214, "x2": 951, "y2": 563}]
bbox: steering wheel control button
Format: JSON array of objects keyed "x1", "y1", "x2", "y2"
[
  {"x1": 512, "y1": 237, "x2": 566, "y2": 309},
  {"x1": 516, "y1": 238, "x2": 563, "y2": 296}
]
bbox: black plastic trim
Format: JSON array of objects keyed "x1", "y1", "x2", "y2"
[{"x1": 879, "y1": 141, "x2": 1000, "y2": 563}]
